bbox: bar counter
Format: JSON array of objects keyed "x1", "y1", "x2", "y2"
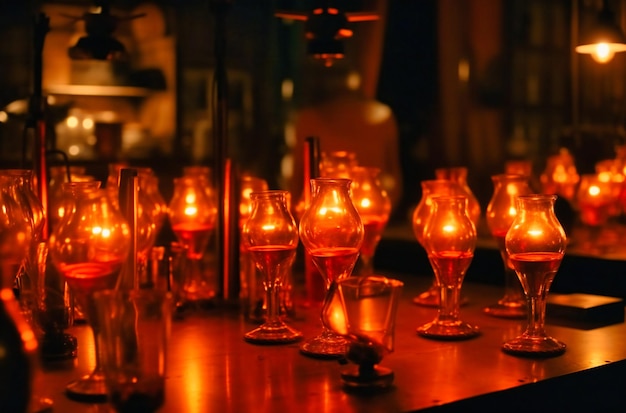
[{"x1": 36, "y1": 273, "x2": 626, "y2": 413}]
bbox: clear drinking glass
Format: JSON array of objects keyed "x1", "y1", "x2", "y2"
[
  {"x1": 483, "y1": 174, "x2": 532, "y2": 318},
  {"x1": 416, "y1": 195, "x2": 479, "y2": 339},
  {"x1": 502, "y1": 194, "x2": 567, "y2": 357},
  {"x1": 48, "y1": 186, "x2": 130, "y2": 401},
  {"x1": 241, "y1": 190, "x2": 302, "y2": 343},
  {"x1": 411, "y1": 179, "x2": 460, "y2": 306},
  {"x1": 350, "y1": 167, "x2": 391, "y2": 275},
  {"x1": 322, "y1": 275, "x2": 403, "y2": 389},
  {"x1": 299, "y1": 178, "x2": 364, "y2": 358},
  {"x1": 96, "y1": 289, "x2": 172, "y2": 413}
]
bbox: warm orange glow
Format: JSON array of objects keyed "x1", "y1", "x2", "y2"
[
  {"x1": 588, "y1": 185, "x2": 601, "y2": 197},
  {"x1": 337, "y1": 28, "x2": 353, "y2": 38}
]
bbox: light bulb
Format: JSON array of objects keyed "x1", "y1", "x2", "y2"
[{"x1": 591, "y1": 42, "x2": 615, "y2": 63}]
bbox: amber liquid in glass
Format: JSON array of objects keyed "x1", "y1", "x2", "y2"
[
  {"x1": 509, "y1": 252, "x2": 562, "y2": 295},
  {"x1": 61, "y1": 262, "x2": 122, "y2": 293},
  {"x1": 310, "y1": 247, "x2": 360, "y2": 284},
  {"x1": 172, "y1": 223, "x2": 214, "y2": 258},
  {"x1": 247, "y1": 245, "x2": 296, "y2": 276},
  {"x1": 428, "y1": 251, "x2": 473, "y2": 285}
]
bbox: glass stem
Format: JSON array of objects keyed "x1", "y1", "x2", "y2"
[
  {"x1": 264, "y1": 272, "x2": 281, "y2": 326},
  {"x1": 438, "y1": 284, "x2": 460, "y2": 323},
  {"x1": 526, "y1": 294, "x2": 547, "y2": 337}
]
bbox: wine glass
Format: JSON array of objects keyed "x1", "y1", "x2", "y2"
[
  {"x1": 411, "y1": 179, "x2": 459, "y2": 306},
  {"x1": 168, "y1": 175, "x2": 217, "y2": 303},
  {"x1": 239, "y1": 175, "x2": 269, "y2": 322},
  {"x1": 416, "y1": 195, "x2": 480, "y2": 339},
  {"x1": 575, "y1": 174, "x2": 614, "y2": 253},
  {"x1": 241, "y1": 190, "x2": 302, "y2": 343},
  {"x1": 48, "y1": 185, "x2": 130, "y2": 401},
  {"x1": 503, "y1": 194, "x2": 567, "y2": 357},
  {"x1": 0, "y1": 174, "x2": 39, "y2": 412},
  {"x1": 321, "y1": 275, "x2": 403, "y2": 389},
  {"x1": 483, "y1": 174, "x2": 532, "y2": 318},
  {"x1": 350, "y1": 167, "x2": 391, "y2": 275},
  {"x1": 434, "y1": 167, "x2": 481, "y2": 226},
  {"x1": 299, "y1": 178, "x2": 364, "y2": 358}
]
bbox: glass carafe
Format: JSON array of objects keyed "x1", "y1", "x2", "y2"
[
  {"x1": 298, "y1": 178, "x2": 363, "y2": 358},
  {"x1": 503, "y1": 195, "x2": 567, "y2": 357},
  {"x1": 350, "y1": 167, "x2": 391, "y2": 275},
  {"x1": 483, "y1": 174, "x2": 532, "y2": 318}
]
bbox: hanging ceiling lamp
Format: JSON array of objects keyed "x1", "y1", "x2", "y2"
[
  {"x1": 64, "y1": 0, "x2": 145, "y2": 60},
  {"x1": 276, "y1": 1, "x2": 378, "y2": 67},
  {"x1": 575, "y1": 0, "x2": 626, "y2": 63}
]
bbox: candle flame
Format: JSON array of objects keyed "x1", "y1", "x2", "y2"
[{"x1": 185, "y1": 206, "x2": 198, "y2": 216}]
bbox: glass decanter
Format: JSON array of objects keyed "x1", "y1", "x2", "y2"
[
  {"x1": 168, "y1": 175, "x2": 217, "y2": 303},
  {"x1": 241, "y1": 190, "x2": 302, "y2": 343},
  {"x1": 416, "y1": 195, "x2": 479, "y2": 339},
  {"x1": 48, "y1": 185, "x2": 130, "y2": 401},
  {"x1": 411, "y1": 179, "x2": 460, "y2": 306},
  {"x1": 350, "y1": 167, "x2": 391, "y2": 275},
  {"x1": 299, "y1": 178, "x2": 363, "y2": 358},
  {"x1": 503, "y1": 194, "x2": 567, "y2": 357},
  {"x1": 483, "y1": 174, "x2": 532, "y2": 318}
]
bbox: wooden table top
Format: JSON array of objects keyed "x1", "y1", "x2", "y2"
[{"x1": 35, "y1": 274, "x2": 626, "y2": 413}]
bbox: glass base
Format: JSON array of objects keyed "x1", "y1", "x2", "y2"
[
  {"x1": 244, "y1": 322, "x2": 303, "y2": 344},
  {"x1": 417, "y1": 320, "x2": 480, "y2": 340},
  {"x1": 341, "y1": 365, "x2": 394, "y2": 390},
  {"x1": 300, "y1": 330, "x2": 348, "y2": 359},
  {"x1": 483, "y1": 300, "x2": 526, "y2": 319},
  {"x1": 413, "y1": 286, "x2": 469, "y2": 307},
  {"x1": 65, "y1": 371, "x2": 108, "y2": 403},
  {"x1": 502, "y1": 334, "x2": 566, "y2": 357}
]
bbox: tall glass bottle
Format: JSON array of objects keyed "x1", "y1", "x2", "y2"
[
  {"x1": 483, "y1": 174, "x2": 532, "y2": 318},
  {"x1": 0, "y1": 174, "x2": 37, "y2": 413}
]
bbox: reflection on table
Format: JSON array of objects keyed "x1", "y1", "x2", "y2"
[{"x1": 37, "y1": 274, "x2": 626, "y2": 413}]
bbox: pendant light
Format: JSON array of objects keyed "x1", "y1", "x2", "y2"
[{"x1": 575, "y1": 0, "x2": 626, "y2": 63}]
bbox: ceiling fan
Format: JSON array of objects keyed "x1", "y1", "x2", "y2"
[{"x1": 276, "y1": 1, "x2": 378, "y2": 66}]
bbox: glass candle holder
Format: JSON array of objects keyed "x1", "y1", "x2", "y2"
[{"x1": 503, "y1": 194, "x2": 567, "y2": 357}]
